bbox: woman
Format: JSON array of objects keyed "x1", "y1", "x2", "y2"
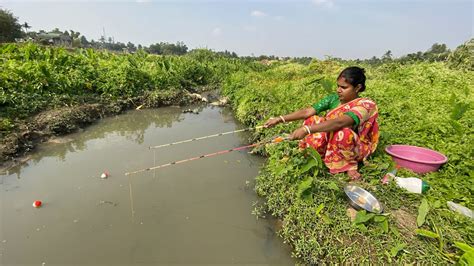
[{"x1": 264, "y1": 66, "x2": 379, "y2": 180}]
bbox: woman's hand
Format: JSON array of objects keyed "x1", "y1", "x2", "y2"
[
  {"x1": 264, "y1": 117, "x2": 281, "y2": 128},
  {"x1": 289, "y1": 127, "x2": 309, "y2": 140}
]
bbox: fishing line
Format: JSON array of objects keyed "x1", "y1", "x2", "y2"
[
  {"x1": 148, "y1": 125, "x2": 264, "y2": 149},
  {"x1": 128, "y1": 175, "x2": 135, "y2": 222},
  {"x1": 125, "y1": 136, "x2": 288, "y2": 176}
]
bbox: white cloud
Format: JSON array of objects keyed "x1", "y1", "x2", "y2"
[
  {"x1": 312, "y1": 0, "x2": 335, "y2": 8},
  {"x1": 136, "y1": 0, "x2": 152, "y2": 3},
  {"x1": 251, "y1": 10, "x2": 267, "y2": 17},
  {"x1": 274, "y1": 15, "x2": 284, "y2": 21},
  {"x1": 212, "y1": 27, "x2": 222, "y2": 36}
]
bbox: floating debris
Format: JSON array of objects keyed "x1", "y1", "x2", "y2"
[
  {"x1": 98, "y1": 200, "x2": 118, "y2": 207},
  {"x1": 188, "y1": 92, "x2": 208, "y2": 102},
  {"x1": 182, "y1": 109, "x2": 199, "y2": 114},
  {"x1": 210, "y1": 97, "x2": 229, "y2": 106},
  {"x1": 32, "y1": 200, "x2": 42, "y2": 208},
  {"x1": 100, "y1": 171, "x2": 110, "y2": 179}
]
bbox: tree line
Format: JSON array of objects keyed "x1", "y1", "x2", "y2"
[{"x1": 1, "y1": 7, "x2": 472, "y2": 69}]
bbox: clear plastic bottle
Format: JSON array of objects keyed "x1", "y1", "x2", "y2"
[
  {"x1": 394, "y1": 176, "x2": 430, "y2": 194},
  {"x1": 447, "y1": 201, "x2": 474, "y2": 219}
]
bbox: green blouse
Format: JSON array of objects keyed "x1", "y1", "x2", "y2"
[{"x1": 312, "y1": 93, "x2": 360, "y2": 128}]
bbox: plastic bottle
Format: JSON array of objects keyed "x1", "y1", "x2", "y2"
[
  {"x1": 447, "y1": 201, "x2": 474, "y2": 219},
  {"x1": 394, "y1": 176, "x2": 430, "y2": 194},
  {"x1": 381, "y1": 169, "x2": 397, "y2": 184}
]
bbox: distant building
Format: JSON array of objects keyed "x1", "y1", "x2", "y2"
[{"x1": 36, "y1": 33, "x2": 72, "y2": 46}]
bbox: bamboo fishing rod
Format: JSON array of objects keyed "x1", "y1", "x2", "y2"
[
  {"x1": 125, "y1": 136, "x2": 288, "y2": 176},
  {"x1": 149, "y1": 125, "x2": 264, "y2": 149}
]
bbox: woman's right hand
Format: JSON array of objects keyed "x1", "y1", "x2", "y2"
[{"x1": 264, "y1": 117, "x2": 282, "y2": 128}]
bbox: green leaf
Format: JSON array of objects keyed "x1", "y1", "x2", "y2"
[
  {"x1": 321, "y1": 214, "x2": 332, "y2": 224},
  {"x1": 390, "y1": 243, "x2": 406, "y2": 257},
  {"x1": 373, "y1": 215, "x2": 387, "y2": 223},
  {"x1": 326, "y1": 181, "x2": 339, "y2": 191},
  {"x1": 417, "y1": 198, "x2": 429, "y2": 227},
  {"x1": 454, "y1": 242, "x2": 474, "y2": 253},
  {"x1": 301, "y1": 159, "x2": 317, "y2": 173},
  {"x1": 297, "y1": 176, "x2": 313, "y2": 198},
  {"x1": 449, "y1": 120, "x2": 463, "y2": 134},
  {"x1": 415, "y1": 229, "x2": 439, "y2": 239},
  {"x1": 301, "y1": 189, "x2": 313, "y2": 203},
  {"x1": 314, "y1": 203, "x2": 325, "y2": 216},
  {"x1": 459, "y1": 251, "x2": 474, "y2": 266},
  {"x1": 450, "y1": 101, "x2": 469, "y2": 120},
  {"x1": 380, "y1": 219, "x2": 389, "y2": 233},
  {"x1": 306, "y1": 148, "x2": 322, "y2": 167},
  {"x1": 354, "y1": 210, "x2": 375, "y2": 224},
  {"x1": 355, "y1": 223, "x2": 367, "y2": 232}
]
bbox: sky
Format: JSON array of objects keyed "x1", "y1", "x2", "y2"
[{"x1": 0, "y1": 0, "x2": 472, "y2": 59}]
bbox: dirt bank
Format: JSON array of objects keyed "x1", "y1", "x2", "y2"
[{"x1": 0, "y1": 89, "x2": 220, "y2": 170}]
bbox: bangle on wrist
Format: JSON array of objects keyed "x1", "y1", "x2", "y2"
[
  {"x1": 304, "y1": 125, "x2": 311, "y2": 134},
  {"x1": 279, "y1": 116, "x2": 286, "y2": 123}
]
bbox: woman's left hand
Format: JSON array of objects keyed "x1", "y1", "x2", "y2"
[{"x1": 289, "y1": 127, "x2": 309, "y2": 140}]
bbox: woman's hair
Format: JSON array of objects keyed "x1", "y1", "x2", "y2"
[{"x1": 338, "y1": 66, "x2": 366, "y2": 92}]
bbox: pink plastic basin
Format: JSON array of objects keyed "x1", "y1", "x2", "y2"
[{"x1": 385, "y1": 145, "x2": 448, "y2": 174}]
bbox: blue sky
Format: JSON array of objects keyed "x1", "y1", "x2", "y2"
[{"x1": 1, "y1": 0, "x2": 472, "y2": 59}]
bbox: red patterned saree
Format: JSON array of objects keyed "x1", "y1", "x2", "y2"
[{"x1": 299, "y1": 98, "x2": 379, "y2": 173}]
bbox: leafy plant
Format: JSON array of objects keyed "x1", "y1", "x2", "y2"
[{"x1": 417, "y1": 198, "x2": 430, "y2": 227}]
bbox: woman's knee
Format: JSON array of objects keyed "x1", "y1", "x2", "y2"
[
  {"x1": 334, "y1": 128, "x2": 357, "y2": 143},
  {"x1": 303, "y1": 115, "x2": 325, "y2": 126}
]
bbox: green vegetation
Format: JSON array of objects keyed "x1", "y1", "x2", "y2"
[
  {"x1": 0, "y1": 43, "x2": 264, "y2": 132},
  {"x1": 222, "y1": 59, "x2": 473, "y2": 263},
  {"x1": 0, "y1": 9, "x2": 25, "y2": 42},
  {"x1": 1, "y1": 34, "x2": 473, "y2": 263}
]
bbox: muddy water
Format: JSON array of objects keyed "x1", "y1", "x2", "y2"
[{"x1": 0, "y1": 106, "x2": 294, "y2": 265}]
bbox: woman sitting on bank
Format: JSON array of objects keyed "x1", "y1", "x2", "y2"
[{"x1": 264, "y1": 66, "x2": 379, "y2": 180}]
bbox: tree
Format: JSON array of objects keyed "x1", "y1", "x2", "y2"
[
  {"x1": 80, "y1": 36, "x2": 89, "y2": 47},
  {"x1": 447, "y1": 39, "x2": 474, "y2": 71},
  {"x1": 0, "y1": 9, "x2": 24, "y2": 42},
  {"x1": 147, "y1": 41, "x2": 188, "y2": 55},
  {"x1": 382, "y1": 50, "x2": 392, "y2": 62},
  {"x1": 51, "y1": 27, "x2": 62, "y2": 34},
  {"x1": 126, "y1": 41, "x2": 136, "y2": 52},
  {"x1": 22, "y1": 22, "x2": 31, "y2": 33},
  {"x1": 424, "y1": 43, "x2": 450, "y2": 62},
  {"x1": 147, "y1": 43, "x2": 162, "y2": 54}
]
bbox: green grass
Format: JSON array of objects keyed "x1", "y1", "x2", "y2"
[{"x1": 223, "y1": 60, "x2": 474, "y2": 264}]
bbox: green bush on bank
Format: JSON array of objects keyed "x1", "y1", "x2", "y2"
[
  {"x1": 223, "y1": 60, "x2": 474, "y2": 264},
  {"x1": 0, "y1": 43, "x2": 264, "y2": 126}
]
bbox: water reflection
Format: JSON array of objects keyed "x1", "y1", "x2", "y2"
[
  {"x1": 30, "y1": 107, "x2": 188, "y2": 165},
  {"x1": 3, "y1": 105, "x2": 259, "y2": 179},
  {"x1": 0, "y1": 105, "x2": 295, "y2": 264}
]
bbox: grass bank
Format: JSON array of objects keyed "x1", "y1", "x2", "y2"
[
  {"x1": 0, "y1": 43, "x2": 265, "y2": 163},
  {"x1": 222, "y1": 60, "x2": 474, "y2": 264}
]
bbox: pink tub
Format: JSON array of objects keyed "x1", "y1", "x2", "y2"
[{"x1": 385, "y1": 145, "x2": 448, "y2": 174}]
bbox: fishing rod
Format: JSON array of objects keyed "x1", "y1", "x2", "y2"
[
  {"x1": 149, "y1": 125, "x2": 264, "y2": 149},
  {"x1": 125, "y1": 136, "x2": 289, "y2": 176}
]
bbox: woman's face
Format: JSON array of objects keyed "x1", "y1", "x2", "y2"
[{"x1": 336, "y1": 77, "x2": 360, "y2": 103}]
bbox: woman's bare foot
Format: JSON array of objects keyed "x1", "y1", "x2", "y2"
[{"x1": 348, "y1": 170, "x2": 361, "y2": 181}]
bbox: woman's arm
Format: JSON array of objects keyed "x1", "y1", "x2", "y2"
[
  {"x1": 264, "y1": 107, "x2": 316, "y2": 128},
  {"x1": 289, "y1": 115, "x2": 355, "y2": 140}
]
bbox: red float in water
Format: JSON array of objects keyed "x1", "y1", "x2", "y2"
[{"x1": 33, "y1": 200, "x2": 42, "y2": 208}]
